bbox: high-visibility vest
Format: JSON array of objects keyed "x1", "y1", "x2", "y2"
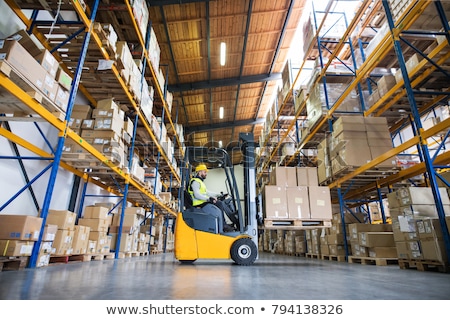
[{"x1": 188, "y1": 177, "x2": 208, "y2": 206}]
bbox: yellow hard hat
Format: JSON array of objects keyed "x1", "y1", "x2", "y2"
[{"x1": 195, "y1": 163, "x2": 208, "y2": 172}]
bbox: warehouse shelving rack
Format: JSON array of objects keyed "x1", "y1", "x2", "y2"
[
  {"x1": 0, "y1": 0, "x2": 184, "y2": 265},
  {"x1": 256, "y1": 0, "x2": 450, "y2": 263}
]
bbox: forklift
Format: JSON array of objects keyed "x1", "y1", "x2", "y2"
[{"x1": 174, "y1": 133, "x2": 259, "y2": 265}]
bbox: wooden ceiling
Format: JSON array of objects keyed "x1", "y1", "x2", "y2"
[{"x1": 147, "y1": 0, "x2": 307, "y2": 149}]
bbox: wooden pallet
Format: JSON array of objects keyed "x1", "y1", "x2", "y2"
[
  {"x1": 348, "y1": 255, "x2": 398, "y2": 266},
  {"x1": 305, "y1": 253, "x2": 321, "y2": 259},
  {"x1": 0, "y1": 256, "x2": 29, "y2": 271},
  {"x1": 264, "y1": 219, "x2": 332, "y2": 230},
  {"x1": 398, "y1": 259, "x2": 449, "y2": 273},
  {"x1": 322, "y1": 254, "x2": 347, "y2": 262}
]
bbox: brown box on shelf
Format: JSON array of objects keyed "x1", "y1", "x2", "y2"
[
  {"x1": 54, "y1": 85, "x2": 69, "y2": 111},
  {"x1": 368, "y1": 246, "x2": 397, "y2": 258},
  {"x1": 416, "y1": 218, "x2": 443, "y2": 240},
  {"x1": 332, "y1": 116, "x2": 365, "y2": 137},
  {"x1": 35, "y1": 49, "x2": 59, "y2": 78},
  {"x1": 395, "y1": 241, "x2": 410, "y2": 259},
  {"x1": 333, "y1": 139, "x2": 372, "y2": 168},
  {"x1": 350, "y1": 240, "x2": 368, "y2": 257},
  {"x1": 72, "y1": 104, "x2": 92, "y2": 119},
  {"x1": 359, "y1": 232, "x2": 395, "y2": 247},
  {"x1": 286, "y1": 186, "x2": 310, "y2": 219},
  {"x1": 0, "y1": 215, "x2": 43, "y2": 241},
  {"x1": 72, "y1": 225, "x2": 90, "y2": 255},
  {"x1": 47, "y1": 210, "x2": 77, "y2": 231},
  {"x1": 42, "y1": 72, "x2": 59, "y2": 102},
  {"x1": 348, "y1": 223, "x2": 392, "y2": 241},
  {"x1": 395, "y1": 53, "x2": 420, "y2": 83},
  {"x1": 320, "y1": 244, "x2": 330, "y2": 255},
  {"x1": 296, "y1": 167, "x2": 319, "y2": 186},
  {"x1": 263, "y1": 185, "x2": 288, "y2": 219},
  {"x1": 370, "y1": 145, "x2": 397, "y2": 167},
  {"x1": 327, "y1": 233, "x2": 346, "y2": 245},
  {"x1": 407, "y1": 240, "x2": 422, "y2": 259},
  {"x1": 52, "y1": 229, "x2": 74, "y2": 255},
  {"x1": 55, "y1": 67, "x2": 72, "y2": 91},
  {"x1": 270, "y1": 167, "x2": 297, "y2": 187},
  {"x1": 0, "y1": 39, "x2": 46, "y2": 91},
  {"x1": 308, "y1": 186, "x2": 332, "y2": 220},
  {"x1": 83, "y1": 206, "x2": 109, "y2": 220},
  {"x1": 329, "y1": 244, "x2": 346, "y2": 256},
  {"x1": 88, "y1": 231, "x2": 109, "y2": 254},
  {"x1": 77, "y1": 218, "x2": 109, "y2": 232},
  {"x1": 94, "y1": 115, "x2": 124, "y2": 134},
  {"x1": 421, "y1": 239, "x2": 447, "y2": 262},
  {"x1": 42, "y1": 224, "x2": 58, "y2": 242},
  {"x1": 0, "y1": 240, "x2": 34, "y2": 256},
  {"x1": 376, "y1": 75, "x2": 397, "y2": 96}
]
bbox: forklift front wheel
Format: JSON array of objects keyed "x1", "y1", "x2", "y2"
[{"x1": 230, "y1": 238, "x2": 257, "y2": 266}]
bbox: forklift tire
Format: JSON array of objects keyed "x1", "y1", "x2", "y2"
[
  {"x1": 179, "y1": 260, "x2": 196, "y2": 264},
  {"x1": 230, "y1": 238, "x2": 257, "y2": 266}
]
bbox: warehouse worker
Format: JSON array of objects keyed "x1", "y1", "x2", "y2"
[{"x1": 189, "y1": 163, "x2": 234, "y2": 233}]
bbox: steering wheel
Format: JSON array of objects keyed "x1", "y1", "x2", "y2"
[{"x1": 217, "y1": 193, "x2": 229, "y2": 201}]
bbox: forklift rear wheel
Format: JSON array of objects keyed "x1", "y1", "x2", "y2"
[
  {"x1": 230, "y1": 238, "x2": 257, "y2": 266},
  {"x1": 179, "y1": 260, "x2": 196, "y2": 264}
]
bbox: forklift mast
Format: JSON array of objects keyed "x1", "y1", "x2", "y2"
[{"x1": 239, "y1": 132, "x2": 258, "y2": 248}]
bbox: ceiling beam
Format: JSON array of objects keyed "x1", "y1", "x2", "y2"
[
  {"x1": 147, "y1": 0, "x2": 211, "y2": 6},
  {"x1": 185, "y1": 118, "x2": 265, "y2": 134},
  {"x1": 168, "y1": 73, "x2": 282, "y2": 92}
]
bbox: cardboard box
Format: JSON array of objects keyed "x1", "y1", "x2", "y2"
[
  {"x1": 333, "y1": 139, "x2": 372, "y2": 167},
  {"x1": 308, "y1": 186, "x2": 332, "y2": 220},
  {"x1": 368, "y1": 246, "x2": 397, "y2": 258},
  {"x1": 329, "y1": 244, "x2": 346, "y2": 256},
  {"x1": 72, "y1": 225, "x2": 90, "y2": 255},
  {"x1": 42, "y1": 72, "x2": 58, "y2": 101},
  {"x1": 376, "y1": 75, "x2": 396, "y2": 96},
  {"x1": 94, "y1": 115, "x2": 124, "y2": 134},
  {"x1": 52, "y1": 229, "x2": 74, "y2": 255},
  {"x1": 39, "y1": 241, "x2": 54, "y2": 254},
  {"x1": 296, "y1": 167, "x2": 319, "y2": 186},
  {"x1": 421, "y1": 239, "x2": 447, "y2": 262},
  {"x1": 348, "y1": 223, "x2": 392, "y2": 241},
  {"x1": 47, "y1": 210, "x2": 77, "y2": 230},
  {"x1": 55, "y1": 67, "x2": 72, "y2": 91},
  {"x1": 407, "y1": 240, "x2": 423, "y2": 259},
  {"x1": 72, "y1": 104, "x2": 92, "y2": 119},
  {"x1": 388, "y1": 187, "x2": 450, "y2": 209},
  {"x1": 0, "y1": 40, "x2": 45, "y2": 90},
  {"x1": 0, "y1": 215, "x2": 43, "y2": 241},
  {"x1": 35, "y1": 49, "x2": 59, "y2": 78},
  {"x1": 286, "y1": 186, "x2": 310, "y2": 219},
  {"x1": 359, "y1": 232, "x2": 395, "y2": 247},
  {"x1": 263, "y1": 185, "x2": 288, "y2": 219},
  {"x1": 83, "y1": 206, "x2": 109, "y2": 220},
  {"x1": 332, "y1": 116, "x2": 366, "y2": 136},
  {"x1": 327, "y1": 233, "x2": 346, "y2": 245},
  {"x1": 395, "y1": 241, "x2": 410, "y2": 259},
  {"x1": 88, "y1": 231, "x2": 109, "y2": 254},
  {"x1": 270, "y1": 167, "x2": 297, "y2": 187},
  {"x1": 42, "y1": 224, "x2": 58, "y2": 242},
  {"x1": 0, "y1": 240, "x2": 34, "y2": 256},
  {"x1": 54, "y1": 85, "x2": 70, "y2": 111},
  {"x1": 78, "y1": 218, "x2": 109, "y2": 232},
  {"x1": 417, "y1": 218, "x2": 443, "y2": 240}
]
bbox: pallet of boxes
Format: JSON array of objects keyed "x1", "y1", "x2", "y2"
[
  {"x1": 347, "y1": 221, "x2": 397, "y2": 266},
  {"x1": 262, "y1": 166, "x2": 332, "y2": 256},
  {"x1": 149, "y1": 214, "x2": 175, "y2": 254},
  {"x1": 319, "y1": 211, "x2": 365, "y2": 262},
  {"x1": 388, "y1": 187, "x2": 450, "y2": 273},
  {"x1": 109, "y1": 206, "x2": 151, "y2": 257},
  {"x1": 0, "y1": 215, "x2": 43, "y2": 270}
]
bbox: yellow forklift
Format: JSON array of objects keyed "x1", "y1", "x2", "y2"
[{"x1": 174, "y1": 133, "x2": 259, "y2": 265}]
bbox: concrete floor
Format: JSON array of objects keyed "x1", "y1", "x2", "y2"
[{"x1": 0, "y1": 252, "x2": 449, "y2": 300}]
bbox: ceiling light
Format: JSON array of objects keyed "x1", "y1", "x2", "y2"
[
  {"x1": 219, "y1": 141, "x2": 223, "y2": 148},
  {"x1": 220, "y1": 42, "x2": 226, "y2": 66},
  {"x1": 219, "y1": 106, "x2": 224, "y2": 119}
]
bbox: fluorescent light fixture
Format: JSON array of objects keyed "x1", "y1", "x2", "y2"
[
  {"x1": 220, "y1": 42, "x2": 226, "y2": 66},
  {"x1": 219, "y1": 141, "x2": 223, "y2": 148},
  {"x1": 219, "y1": 106, "x2": 224, "y2": 119}
]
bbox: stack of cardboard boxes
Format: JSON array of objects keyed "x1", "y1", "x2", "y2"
[
  {"x1": 263, "y1": 166, "x2": 332, "y2": 221},
  {"x1": 388, "y1": 187, "x2": 450, "y2": 263},
  {"x1": 318, "y1": 115, "x2": 397, "y2": 184},
  {"x1": 0, "y1": 33, "x2": 72, "y2": 114},
  {"x1": 0, "y1": 215, "x2": 43, "y2": 262}
]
